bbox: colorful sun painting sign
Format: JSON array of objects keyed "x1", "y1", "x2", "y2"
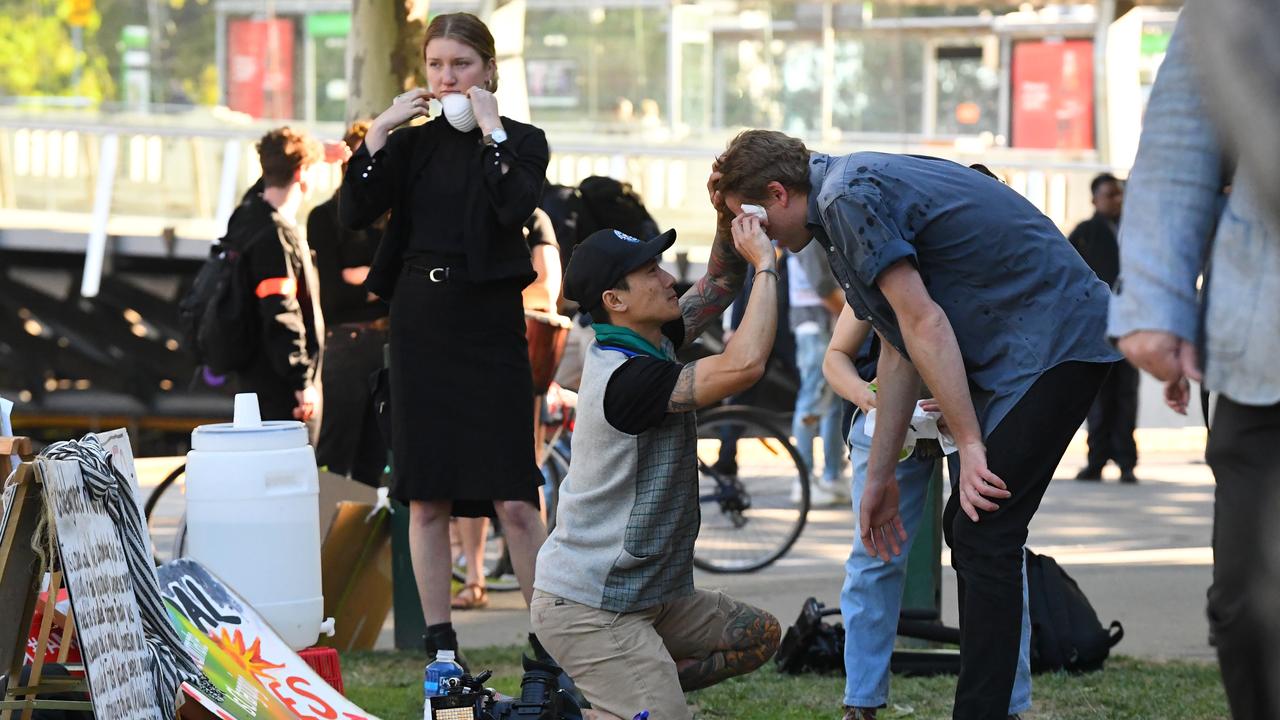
[{"x1": 157, "y1": 558, "x2": 379, "y2": 720}]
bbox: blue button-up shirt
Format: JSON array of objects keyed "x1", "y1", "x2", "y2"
[{"x1": 807, "y1": 151, "x2": 1120, "y2": 435}]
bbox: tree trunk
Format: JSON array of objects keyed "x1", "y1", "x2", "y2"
[{"x1": 346, "y1": 0, "x2": 428, "y2": 124}]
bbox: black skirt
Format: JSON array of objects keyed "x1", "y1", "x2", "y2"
[{"x1": 388, "y1": 267, "x2": 541, "y2": 517}]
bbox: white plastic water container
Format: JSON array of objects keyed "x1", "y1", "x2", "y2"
[{"x1": 186, "y1": 393, "x2": 332, "y2": 650}]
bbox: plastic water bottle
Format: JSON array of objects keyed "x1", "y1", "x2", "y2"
[{"x1": 422, "y1": 650, "x2": 464, "y2": 718}]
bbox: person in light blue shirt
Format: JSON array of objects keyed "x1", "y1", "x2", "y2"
[
  {"x1": 711, "y1": 132, "x2": 1118, "y2": 720},
  {"x1": 1109, "y1": 13, "x2": 1280, "y2": 719}
]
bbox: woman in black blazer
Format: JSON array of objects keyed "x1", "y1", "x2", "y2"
[{"x1": 339, "y1": 12, "x2": 549, "y2": 662}]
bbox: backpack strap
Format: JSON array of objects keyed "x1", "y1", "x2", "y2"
[{"x1": 1106, "y1": 620, "x2": 1124, "y2": 648}]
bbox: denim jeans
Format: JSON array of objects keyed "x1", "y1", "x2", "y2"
[
  {"x1": 792, "y1": 329, "x2": 844, "y2": 481},
  {"x1": 841, "y1": 412, "x2": 1031, "y2": 713}
]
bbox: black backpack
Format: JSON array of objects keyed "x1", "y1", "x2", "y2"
[
  {"x1": 179, "y1": 236, "x2": 262, "y2": 375},
  {"x1": 1025, "y1": 548, "x2": 1124, "y2": 673},
  {"x1": 575, "y1": 176, "x2": 660, "y2": 243}
]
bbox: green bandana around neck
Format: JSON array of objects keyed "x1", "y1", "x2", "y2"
[{"x1": 591, "y1": 323, "x2": 674, "y2": 361}]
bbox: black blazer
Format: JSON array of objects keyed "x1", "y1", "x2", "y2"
[{"x1": 338, "y1": 115, "x2": 550, "y2": 299}]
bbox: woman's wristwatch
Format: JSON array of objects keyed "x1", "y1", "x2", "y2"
[{"x1": 483, "y1": 128, "x2": 508, "y2": 147}]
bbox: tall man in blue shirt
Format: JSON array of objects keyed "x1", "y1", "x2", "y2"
[{"x1": 712, "y1": 131, "x2": 1120, "y2": 720}]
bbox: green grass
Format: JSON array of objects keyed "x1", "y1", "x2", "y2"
[{"x1": 341, "y1": 648, "x2": 1229, "y2": 719}]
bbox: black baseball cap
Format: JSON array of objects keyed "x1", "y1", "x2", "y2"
[{"x1": 563, "y1": 227, "x2": 677, "y2": 314}]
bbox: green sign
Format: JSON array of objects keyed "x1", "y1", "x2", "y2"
[
  {"x1": 120, "y1": 24, "x2": 148, "y2": 50},
  {"x1": 1140, "y1": 30, "x2": 1171, "y2": 57},
  {"x1": 306, "y1": 13, "x2": 350, "y2": 39}
]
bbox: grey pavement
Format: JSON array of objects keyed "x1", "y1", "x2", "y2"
[{"x1": 139, "y1": 431, "x2": 1216, "y2": 662}]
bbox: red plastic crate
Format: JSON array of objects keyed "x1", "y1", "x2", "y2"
[{"x1": 299, "y1": 646, "x2": 344, "y2": 694}]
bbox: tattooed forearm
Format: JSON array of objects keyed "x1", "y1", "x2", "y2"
[
  {"x1": 666, "y1": 361, "x2": 699, "y2": 413},
  {"x1": 679, "y1": 224, "x2": 749, "y2": 342},
  {"x1": 675, "y1": 601, "x2": 781, "y2": 692}
]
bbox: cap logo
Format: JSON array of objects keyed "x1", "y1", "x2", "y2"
[{"x1": 614, "y1": 230, "x2": 640, "y2": 243}]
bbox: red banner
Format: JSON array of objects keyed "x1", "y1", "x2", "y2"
[
  {"x1": 227, "y1": 19, "x2": 295, "y2": 119},
  {"x1": 1011, "y1": 39, "x2": 1094, "y2": 150}
]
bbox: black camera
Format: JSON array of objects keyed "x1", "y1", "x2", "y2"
[{"x1": 428, "y1": 655, "x2": 584, "y2": 720}]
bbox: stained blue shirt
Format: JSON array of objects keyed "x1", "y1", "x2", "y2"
[{"x1": 807, "y1": 151, "x2": 1120, "y2": 436}]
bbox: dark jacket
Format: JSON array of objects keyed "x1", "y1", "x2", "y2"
[
  {"x1": 1068, "y1": 213, "x2": 1121, "y2": 288},
  {"x1": 223, "y1": 191, "x2": 324, "y2": 418},
  {"x1": 308, "y1": 193, "x2": 385, "y2": 326},
  {"x1": 338, "y1": 116, "x2": 549, "y2": 299}
]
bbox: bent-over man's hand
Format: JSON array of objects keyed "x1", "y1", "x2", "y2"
[
  {"x1": 956, "y1": 442, "x2": 1009, "y2": 522},
  {"x1": 860, "y1": 476, "x2": 907, "y2": 562}
]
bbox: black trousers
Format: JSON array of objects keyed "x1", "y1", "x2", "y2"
[
  {"x1": 944, "y1": 361, "x2": 1109, "y2": 720},
  {"x1": 316, "y1": 322, "x2": 389, "y2": 487},
  {"x1": 1085, "y1": 359, "x2": 1139, "y2": 472},
  {"x1": 1205, "y1": 397, "x2": 1280, "y2": 720}
]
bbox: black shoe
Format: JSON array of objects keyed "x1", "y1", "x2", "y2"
[
  {"x1": 424, "y1": 626, "x2": 469, "y2": 672},
  {"x1": 1120, "y1": 470, "x2": 1139, "y2": 484},
  {"x1": 1075, "y1": 466, "x2": 1103, "y2": 481}
]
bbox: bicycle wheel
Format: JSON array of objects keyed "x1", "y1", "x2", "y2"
[
  {"x1": 143, "y1": 463, "x2": 188, "y2": 564},
  {"x1": 693, "y1": 405, "x2": 810, "y2": 573}
]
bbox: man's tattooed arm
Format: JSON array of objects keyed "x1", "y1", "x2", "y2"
[
  {"x1": 677, "y1": 223, "x2": 749, "y2": 345},
  {"x1": 676, "y1": 601, "x2": 782, "y2": 692},
  {"x1": 666, "y1": 361, "x2": 699, "y2": 413}
]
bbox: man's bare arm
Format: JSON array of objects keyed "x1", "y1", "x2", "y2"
[
  {"x1": 667, "y1": 214, "x2": 776, "y2": 412},
  {"x1": 876, "y1": 259, "x2": 1009, "y2": 521},
  {"x1": 678, "y1": 223, "x2": 749, "y2": 344},
  {"x1": 875, "y1": 260, "x2": 982, "y2": 448}
]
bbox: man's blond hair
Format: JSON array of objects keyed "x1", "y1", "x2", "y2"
[{"x1": 715, "y1": 129, "x2": 812, "y2": 202}]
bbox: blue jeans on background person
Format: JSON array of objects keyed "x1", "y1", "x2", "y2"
[
  {"x1": 841, "y1": 412, "x2": 1032, "y2": 714},
  {"x1": 793, "y1": 329, "x2": 845, "y2": 483}
]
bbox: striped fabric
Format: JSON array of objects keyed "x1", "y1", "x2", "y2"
[{"x1": 40, "y1": 435, "x2": 207, "y2": 719}]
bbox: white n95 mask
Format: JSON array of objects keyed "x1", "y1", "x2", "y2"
[{"x1": 441, "y1": 93, "x2": 478, "y2": 133}]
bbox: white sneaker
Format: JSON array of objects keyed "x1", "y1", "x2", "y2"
[
  {"x1": 804, "y1": 478, "x2": 842, "y2": 507},
  {"x1": 817, "y1": 477, "x2": 851, "y2": 504}
]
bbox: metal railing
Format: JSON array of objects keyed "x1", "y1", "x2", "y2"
[{"x1": 0, "y1": 112, "x2": 1116, "y2": 272}]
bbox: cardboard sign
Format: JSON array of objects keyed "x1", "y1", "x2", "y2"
[
  {"x1": 41, "y1": 456, "x2": 165, "y2": 720},
  {"x1": 158, "y1": 558, "x2": 380, "y2": 720}
]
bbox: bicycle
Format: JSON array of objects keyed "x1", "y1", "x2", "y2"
[
  {"x1": 691, "y1": 404, "x2": 810, "y2": 573},
  {"x1": 144, "y1": 461, "x2": 191, "y2": 562}
]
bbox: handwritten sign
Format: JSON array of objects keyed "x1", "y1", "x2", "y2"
[{"x1": 41, "y1": 457, "x2": 164, "y2": 720}]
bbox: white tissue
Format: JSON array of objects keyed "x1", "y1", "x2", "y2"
[
  {"x1": 863, "y1": 401, "x2": 958, "y2": 461},
  {"x1": 740, "y1": 204, "x2": 768, "y2": 223},
  {"x1": 441, "y1": 93, "x2": 478, "y2": 133}
]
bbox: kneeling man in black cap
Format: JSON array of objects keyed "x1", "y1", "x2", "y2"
[{"x1": 531, "y1": 209, "x2": 782, "y2": 720}]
